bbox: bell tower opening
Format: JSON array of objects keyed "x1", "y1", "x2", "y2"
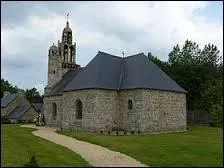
[{"x1": 45, "y1": 14, "x2": 81, "y2": 95}]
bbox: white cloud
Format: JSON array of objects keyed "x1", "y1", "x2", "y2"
[{"x1": 35, "y1": 83, "x2": 45, "y2": 95}]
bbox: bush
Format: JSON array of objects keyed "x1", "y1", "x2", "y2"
[
  {"x1": 1, "y1": 117, "x2": 11, "y2": 124},
  {"x1": 210, "y1": 103, "x2": 223, "y2": 127},
  {"x1": 24, "y1": 156, "x2": 39, "y2": 167}
]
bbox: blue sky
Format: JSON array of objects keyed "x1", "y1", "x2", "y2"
[{"x1": 1, "y1": 1, "x2": 223, "y2": 95}]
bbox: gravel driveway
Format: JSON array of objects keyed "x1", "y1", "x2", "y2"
[{"x1": 21, "y1": 125, "x2": 148, "y2": 167}]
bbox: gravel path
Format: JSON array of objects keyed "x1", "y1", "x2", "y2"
[{"x1": 21, "y1": 125, "x2": 148, "y2": 167}]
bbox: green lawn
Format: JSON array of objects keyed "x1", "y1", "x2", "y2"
[
  {"x1": 57, "y1": 126, "x2": 223, "y2": 167},
  {"x1": 1, "y1": 124, "x2": 89, "y2": 167}
]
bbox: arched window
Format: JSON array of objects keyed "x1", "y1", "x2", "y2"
[
  {"x1": 76, "y1": 100, "x2": 82, "y2": 119},
  {"x1": 52, "y1": 103, "x2": 57, "y2": 119},
  {"x1": 128, "y1": 100, "x2": 133, "y2": 110}
]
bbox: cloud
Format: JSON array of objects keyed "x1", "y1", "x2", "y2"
[
  {"x1": 35, "y1": 83, "x2": 45, "y2": 95},
  {"x1": 1, "y1": 1, "x2": 223, "y2": 91}
]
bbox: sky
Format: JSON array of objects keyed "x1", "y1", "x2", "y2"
[{"x1": 1, "y1": 1, "x2": 223, "y2": 95}]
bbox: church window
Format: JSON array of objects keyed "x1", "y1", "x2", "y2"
[
  {"x1": 128, "y1": 100, "x2": 133, "y2": 109},
  {"x1": 52, "y1": 103, "x2": 57, "y2": 119},
  {"x1": 75, "y1": 100, "x2": 82, "y2": 119}
]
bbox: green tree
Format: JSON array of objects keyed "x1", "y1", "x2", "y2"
[
  {"x1": 167, "y1": 40, "x2": 222, "y2": 110},
  {"x1": 25, "y1": 88, "x2": 43, "y2": 103},
  {"x1": 1, "y1": 79, "x2": 20, "y2": 97},
  {"x1": 147, "y1": 52, "x2": 171, "y2": 75},
  {"x1": 201, "y1": 79, "x2": 223, "y2": 126}
]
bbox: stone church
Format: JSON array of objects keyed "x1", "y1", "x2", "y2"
[{"x1": 44, "y1": 20, "x2": 187, "y2": 133}]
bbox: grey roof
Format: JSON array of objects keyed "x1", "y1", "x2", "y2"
[
  {"x1": 62, "y1": 51, "x2": 186, "y2": 93},
  {"x1": 63, "y1": 52, "x2": 122, "y2": 91},
  {"x1": 1, "y1": 93, "x2": 17, "y2": 108},
  {"x1": 46, "y1": 68, "x2": 83, "y2": 96},
  {"x1": 120, "y1": 53, "x2": 185, "y2": 91},
  {"x1": 5, "y1": 105, "x2": 30, "y2": 119},
  {"x1": 32, "y1": 103, "x2": 43, "y2": 112}
]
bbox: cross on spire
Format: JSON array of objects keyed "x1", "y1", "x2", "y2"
[
  {"x1": 67, "y1": 13, "x2": 69, "y2": 22},
  {"x1": 122, "y1": 51, "x2": 125, "y2": 58}
]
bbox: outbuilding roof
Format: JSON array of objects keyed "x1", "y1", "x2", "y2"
[
  {"x1": 1, "y1": 93, "x2": 17, "y2": 108},
  {"x1": 5, "y1": 105, "x2": 30, "y2": 119},
  {"x1": 32, "y1": 103, "x2": 43, "y2": 112}
]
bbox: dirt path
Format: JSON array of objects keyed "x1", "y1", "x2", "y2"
[{"x1": 21, "y1": 125, "x2": 148, "y2": 167}]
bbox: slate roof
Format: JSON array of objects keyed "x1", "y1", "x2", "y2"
[
  {"x1": 47, "y1": 68, "x2": 83, "y2": 96},
  {"x1": 5, "y1": 105, "x2": 30, "y2": 119},
  {"x1": 64, "y1": 52, "x2": 122, "y2": 91},
  {"x1": 32, "y1": 103, "x2": 43, "y2": 112},
  {"x1": 47, "y1": 51, "x2": 186, "y2": 96},
  {"x1": 1, "y1": 93, "x2": 17, "y2": 108}
]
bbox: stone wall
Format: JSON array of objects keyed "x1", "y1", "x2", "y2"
[
  {"x1": 20, "y1": 106, "x2": 37, "y2": 122},
  {"x1": 1, "y1": 93, "x2": 30, "y2": 117},
  {"x1": 119, "y1": 89, "x2": 186, "y2": 133},
  {"x1": 62, "y1": 89, "x2": 119, "y2": 132},
  {"x1": 44, "y1": 95, "x2": 63, "y2": 128},
  {"x1": 47, "y1": 56, "x2": 63, "y2": 88},
  {"x1": 44, "y1": 89, "x2": 186, "y2": 133}
]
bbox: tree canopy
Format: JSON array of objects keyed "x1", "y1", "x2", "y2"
[{"x1": 148, "y1": 39, "x2": 223, "y2": 126}]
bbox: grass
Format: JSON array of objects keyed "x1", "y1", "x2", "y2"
[
  {"x1": 1, "y1": 124, "x2": 89, "y2": 167},
  {"x1": 57, "y1": 126, "x2": 223, "y2": 167}
]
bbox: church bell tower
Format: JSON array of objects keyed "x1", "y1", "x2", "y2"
[{"x1": 44, "y1": 16, "x2": 80, "y2": 95}]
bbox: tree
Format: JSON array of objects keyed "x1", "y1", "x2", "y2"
[
  {"x1": 1, "y1": 79, "x2": 20, "y2": 97},
  {"x1": 201, "y1": 79, "x2": 223, "y2": 126},
  {"x1": 167, "y1": 40, "x2": 222, "y2": 110},
  {"x1": 148, "y1": 52, "x2": 171, "y2": 75},
  {"x1": 25, "y1": 88, "x2": 43, "y2": 103},
  {"x1": 1, "y1": 78, "x2": 43, "y2": 103}
]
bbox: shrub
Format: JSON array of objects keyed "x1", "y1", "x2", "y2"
[
  {"x1": 1, "y1": 117, "x2": 11, "y2": 124},
  {"x1": 24, "y1": 156, "x2": 39, "y2": 167},
  {"x1": 210, "y1": 103, "x2": 223, "y2": 127}
]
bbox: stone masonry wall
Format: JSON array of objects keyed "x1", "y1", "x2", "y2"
[
  {"x1": 1, "y1": 93, "x2": 30, "y2": 117},
  {"x1": 62, "y1": 89, "x2": 119, "y2": 132},
  {"x1": 119, "y1": 89, "x2": 186, "y2": 133},
  {"x1": 44, "y1": 89, "x2": 186, "y2": 133},
  {"x1": 44, "y1": 95, "x2": 63, "y2": 128}
]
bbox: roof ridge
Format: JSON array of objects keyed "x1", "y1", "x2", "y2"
[
  {"x1": 124, "y1": 53, "x2": 145, "y2": 59},
  {"x1": 98, "y1": 51, "x2": 122, "y2": 59},
  {"x1": 118, "y1": 58, "x2": 125, "y2": 90}
]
